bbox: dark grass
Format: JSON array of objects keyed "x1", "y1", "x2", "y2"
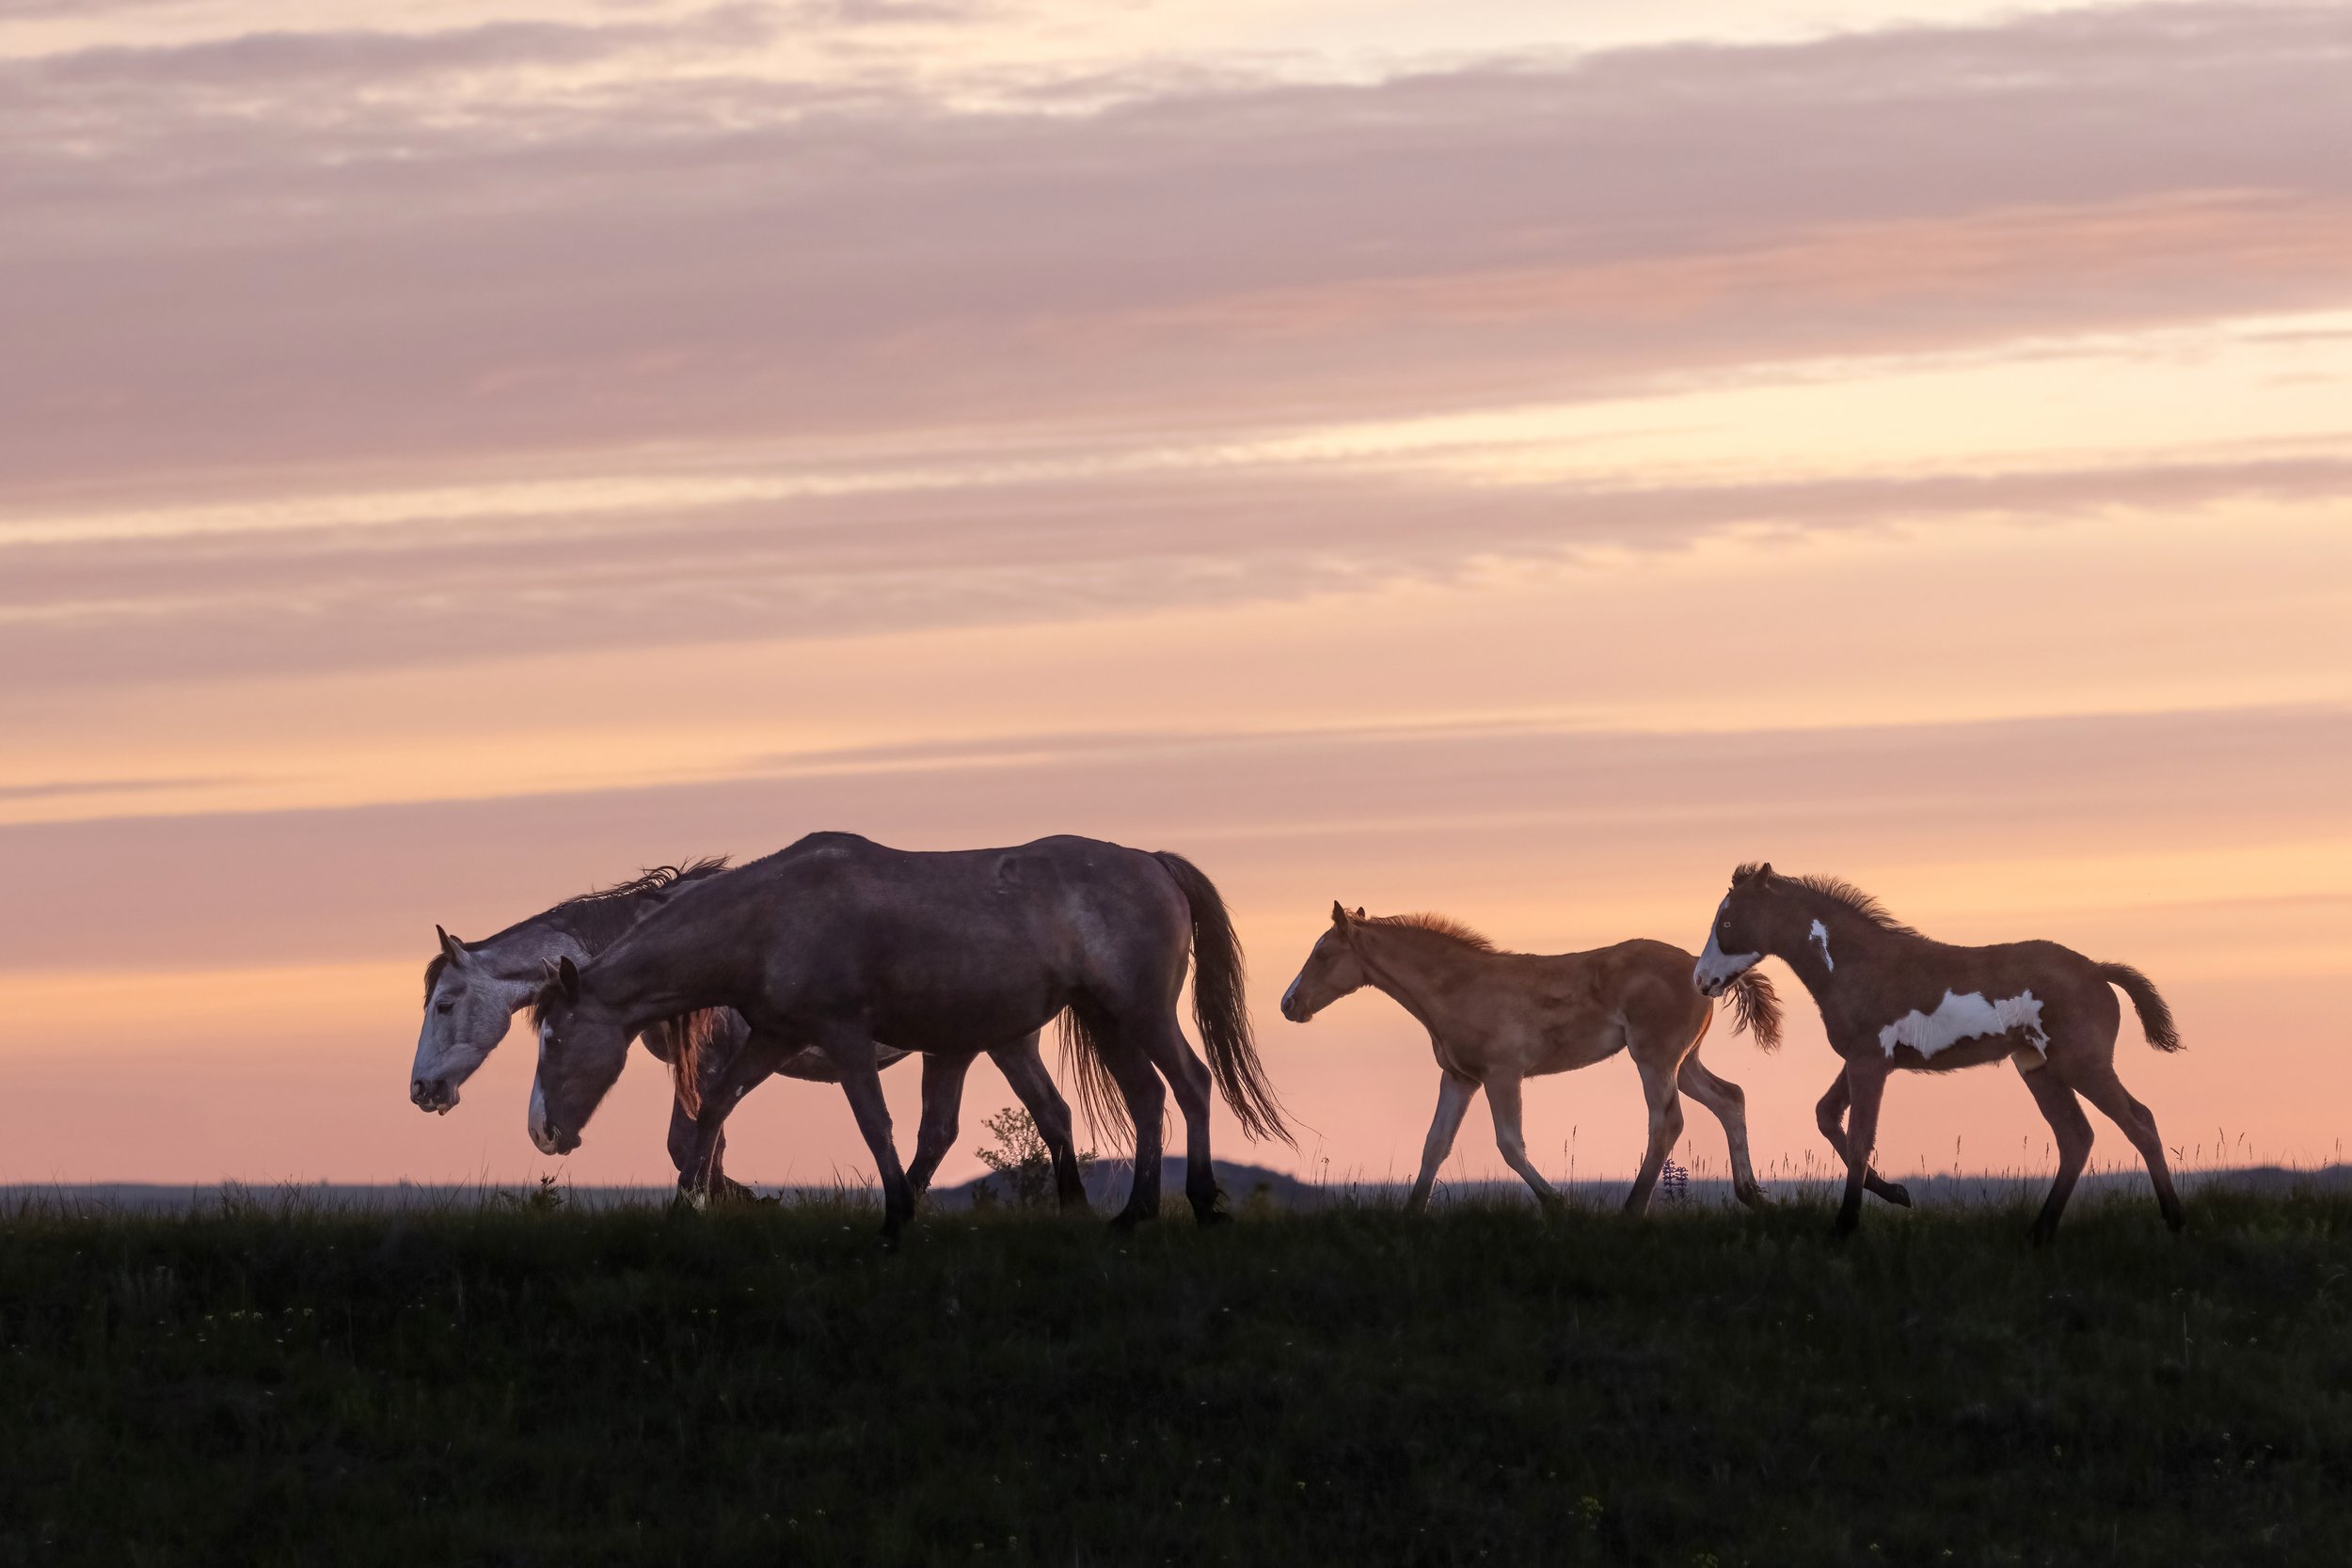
[{"x1": 5, "y1": 1188, "x2": 2351, "y2": 1567}]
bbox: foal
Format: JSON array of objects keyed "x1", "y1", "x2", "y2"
[
  {"x1": 1694, "y1": 863, "x2": 2185, "y2": 1242},
  {"x1": 1280, "y1": 903, "x2": 1798, "y2": 1213}
]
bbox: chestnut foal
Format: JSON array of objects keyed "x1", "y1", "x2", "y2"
[{"x1": 1280, "y1": 903, "x2": 1804, "y2": 1213}]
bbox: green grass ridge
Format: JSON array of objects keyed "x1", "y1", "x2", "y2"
[{"x1": 4, "y1": 1188, "x2": 2348, "y2": 1566}]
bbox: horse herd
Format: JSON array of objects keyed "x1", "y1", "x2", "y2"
[{"x1": 409, "y1": 832, "x2": 2185, "y2": 1243}]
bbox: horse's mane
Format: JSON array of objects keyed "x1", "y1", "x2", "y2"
[
  {"x1": 1360, "y1": 911, "x2": 1500, "y2": 953},
  {"x1": 1743, "y1": 863, "x2": 1921, "y2": 938},
  {"x1": 423, "y1": 857, "x2": 732, "y2": 1003}
]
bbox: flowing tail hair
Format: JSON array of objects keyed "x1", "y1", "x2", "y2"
[
  {"x1": 1727, "y1": 969, "x2": 1783, "y2": 1051},
  {"x1": 1057, "y1": 852, "x2": 1295, "y2": 1148},
  {"x1": 2099, "y1": 961, "x2": 2183, "y2": 1052},
  {"x1": 646, "y1": 1007, "x2": 736, "y2": 1117}
]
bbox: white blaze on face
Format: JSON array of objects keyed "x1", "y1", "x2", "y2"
[
  {"x1": 1809, "y1": 919, "x2": 1835, "y2": 972},
  {"x1": 1692, "y1": 896, "x2": 1761, "y2": 995},
  {"x1": 1879, "y1": 990, "x2": 2049, "y2": 1060},
  {"x1": 528, "y1": 1077, "x2": 560, "y2": 1155}
]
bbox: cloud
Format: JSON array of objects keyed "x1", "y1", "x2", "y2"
[
  {"x1": 3, "y1": 5, "x2": 2349, "y2": 690},
  {"x1": 4, "y1": 701, "x2": 2344, "y2": 971},
  {"x1": 3, "y1": 5, "x2": 2348, "y2": 487},
  {"x1": 4, "y1": 442, "x2": 2348, "y2": 689},
  {"x1": 24, "y1": 8, "x2": 776, "y2": 90}
]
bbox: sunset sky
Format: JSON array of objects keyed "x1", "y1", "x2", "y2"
[{"x1": 5, "y1": 0, "x2": 2349, "y2": 1194}]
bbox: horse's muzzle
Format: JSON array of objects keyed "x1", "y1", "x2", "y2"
[{"x1": 411, "y1": 1077, "x2": 458, "y2": 1114}]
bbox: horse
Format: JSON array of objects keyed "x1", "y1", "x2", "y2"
[
  {"x1": 410, "y1": 855, "x2": 1085, "y2": 1204},
  {"x1": 528, "y1": 832, "x2": 1291, "y2": 1237},
  {"x1": 1694, "y1": 862, "x2": 2185, "y2": 1242},
  {"x1": 1279, "y1": 902, "x2": 1820, "y2": 1213}
]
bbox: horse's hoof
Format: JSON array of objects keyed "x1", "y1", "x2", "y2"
[
  {"x1": 1881, "y1": 1182, "x2": 1914, "y2": 1210},
  {"x1": 1194, "y1": 1206, "x2": 1232, "y2": 1228},
  {"x1": 1829, "y1": 1214, "x2": 1860, "y2": 1242},
  {"x1": 1107, "y1": 1209, "x2": 1151, "y2": 1233}
]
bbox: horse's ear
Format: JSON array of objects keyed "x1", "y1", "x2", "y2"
[
  {"x1": 557, "y1": 956, "x2": 581, "y2": 1005},
  {"x1": 1756, "y1": 863, "x2": 1774, "y2": 883},
  {"x1": 1331, "y1": 900, "x2": 1349, "y2": 925},
  {"x1": 436, "y1": 925, "x2": 466, "y2": 965},
  {"x1": 1355, "y1": 907, "x2": 1366, "y2": 920}
]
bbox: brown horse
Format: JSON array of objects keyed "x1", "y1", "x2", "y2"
[
  {"x1": 1694, "y1": 862, "x2": 2185, "y2": 1242},
  {"x1": 1279, "y1": 903, "x2": 1803, "y2": 1213},
  {"x1": 531, "y1": 832, "x2": 1290, "y2": 1238}
]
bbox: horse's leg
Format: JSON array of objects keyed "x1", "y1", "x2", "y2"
[
  {"x1": 1484, "y1": 1071, "x2": 1564, "y2": 1211},
  {"x1": 1816, "y1": 1071, "x2": 1913, "y2": 1208},
  {"x1": 675, "y1": 1028, "x2": 774, "y2": 1202},
  {"x1": 677, "y1": 1037, "x2": 784, "y2": 1202},
  {"x1": 1090, "y1": 1025, "x2": 1169, "y2": 1229},
  {"x1": 813, "y1": 1025, "x2": 914, "y2": 1242},
  {"x1": 1127, "y1": 1013, "x2": 1224, "y2": 1224},
  {"x1": 990, "y1": 1032, "x2": 1088, "y2": 1211},
  {"x1": 1406, "y1": 1071, "x2": 1478, "y2": 1213},
  {"x1": 1677, "y1": 1053, "x2": 1766, "y2": 1211},
  {"x1": 2018, "y1": 1059, "x2": 2095, "y2": 1245},
  {"x1": 1832, "y1": 1055, "x2": 1890, "y2": 1237},
  {"x1": 904, "y1": 1051, "x2": 976, "y2": 1200},
  {"x1": 666, "y1": 1097, "x2": 746, "y2": 1197},
  {"x1": 2069, "y1": 1064, "x2": 2185, "y2": 1233},
  {"x1": 1623, "y1": 1053, "x2": 1687, "y2": 1216}
]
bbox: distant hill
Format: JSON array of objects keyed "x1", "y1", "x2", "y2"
[{"x1": 927, "y1": 1155, "x2": 1322, "y2": 1212}]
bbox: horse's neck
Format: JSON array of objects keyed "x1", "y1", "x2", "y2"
[
  {"x1": 587, "y1": 924, "x2": 715, "y2": 1027},
  {"x1": 474, "y1": 924, "x2": 589, "y2": 1009},
  {"x1": 1784, "y1": 902, "x2": 1890, "y2": 1008},
  {"x1": 1356, "y1": 930, "x2": 1475, "y2": 1035}
]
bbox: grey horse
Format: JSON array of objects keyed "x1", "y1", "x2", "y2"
[
  {"x1": 530, "y1": 832, "x2": 1290, "y2": 1236},
  {"x1": 413, "y1": 856, "x2": 1084, "y2": 1201}
]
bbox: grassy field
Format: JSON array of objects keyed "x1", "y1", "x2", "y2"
[{"x1": 4, "y1": 1186, "x2": 2349, "y2": 1567}]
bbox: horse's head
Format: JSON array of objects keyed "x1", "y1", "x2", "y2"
[
  {"x1": 1694, "y1": 863, "x2": 1783, "y2": 996},
  {"x1": 411, "y1": 926, "x2": 532, "y2": 1114},
  {"x1": 1280, "y1": 901, "x2": 1372, "y2": 1022},
  {"x1": 527, "y1": 956, "x2": 632, "y2": 1156}
]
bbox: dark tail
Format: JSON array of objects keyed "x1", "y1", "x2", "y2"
[
  {"x1": 1153, "y1": 850, "x2": 1294, "y2": 1146},
  {"x1": 1057, "y1": 997, "x2": 1132, "y2": 1147},
  {"x1": 1727, "y1": 969, "x2": 1783, "y2": 1051},
  {"x1": 2099, "y1": 962, "x2": 2183, "y2": 1052}
]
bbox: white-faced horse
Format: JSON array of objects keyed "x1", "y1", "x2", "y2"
[
  {"x1": 412, "y1": 854, "x2": 1084, "y2": 1204},
  {"x1": 1695, "y1": 863, "x2": 2185, "y2": 1242}
]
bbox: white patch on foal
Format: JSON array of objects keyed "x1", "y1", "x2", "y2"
[
  {"x1": 1878, "y1": 990, "x2": 2049, "y2": 1060},
  {"x1": 1809, "y1": 919, "x2": 1835, "y2": 972}
]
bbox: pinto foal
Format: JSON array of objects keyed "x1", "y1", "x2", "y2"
[
  {"x1": 1280, "y1": 903, "x2": 1805, "y2": 1213},
  {"x1": 1695, "y1": 863, "x2": 2185, "y2": 1242}
]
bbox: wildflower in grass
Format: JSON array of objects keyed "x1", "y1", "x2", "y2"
[{"x1": 1660, "y1": 1159, "x2": 1690, "y2": 1206}]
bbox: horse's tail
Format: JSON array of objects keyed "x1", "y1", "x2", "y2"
[
  {"x1": 1152, "y1": 850, "x2": 1295, "y2": 1147},
  {"x1": 653, "y1": 1006, "x2": 734, "y2": 1117},
  {"x1": 2098, "y1": 962, "x2": 2183, "y2": 1052},
  {"x1": 1057, "y1": 997, "x2": 1131, "y2": 1146},
  {"x1": 1727, "y1": 968, "x2": 1783, "y2": 1051}
]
